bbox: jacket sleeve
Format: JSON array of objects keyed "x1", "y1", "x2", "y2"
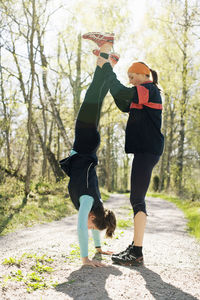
[{"x1": 101, "y1": 63, "x2": 138, "y2": 112}]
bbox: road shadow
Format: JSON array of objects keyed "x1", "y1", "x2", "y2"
[
  {"x1": 130, "y1": 264, "x2": 199, "y2": 300},
  {"x1": 55, "y1": 261, "x2": 122, "y2": 300}
]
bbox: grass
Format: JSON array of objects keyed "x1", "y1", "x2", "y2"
[
  {"x1": 100, "y1": 188, "x2": 111, "y2": 201},
  {"x1": 0, "y1": 194, "x2": 76, "y2": 236},
  {"x1": 1, "y1": 252, "x2": 57, "y2": 292},
  {"x1": 64, "y1": 239, "x2": 111, "y2": 264},
  {"x1": 0, "y1": 177, "x2": 111, "y2": 236},
  {"x1": 147, "y1": 192, "x2": 200, "y2": 240},
  {"x1": 117, "y1": 218, "x2": 132, "y2": 228}
]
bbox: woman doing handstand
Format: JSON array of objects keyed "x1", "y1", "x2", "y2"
[{"x1": 60, "y1": 33, "x2": 119, "y2": 267}]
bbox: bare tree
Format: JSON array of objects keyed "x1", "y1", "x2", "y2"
[
  {"x1": 0, "y1": 44, "x2": 12, "y2": 168},
  {"x1": 36, "y1": 25, "x2": 72, "y2": 149},
  {"x1": 1, "y1": 0, "x2": 38, "y2": 200},
  {"x1": 174, "y1": 0, "x2": 190, "y2": 193}
]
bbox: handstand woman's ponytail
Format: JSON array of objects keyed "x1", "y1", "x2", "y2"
[
  {"x1": 104, "y1": 209, "x2": 116, "y2": 238},
  {"x1": 92, "y1": 206, "x2": 116, "y2": 237}
]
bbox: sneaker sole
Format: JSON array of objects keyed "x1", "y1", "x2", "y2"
[
  {"x1": 112, "y1": 257, "x2": 144, "y2": 266},
  {"x1": 113, "y1": 260, "x2": 144, "y2": 267},
  {"x1": 82, "y1": 32, "x2": 114, "y2": 39},
  {"x1": 82, "y1": 32, "x2": 114, "y2": 47}
]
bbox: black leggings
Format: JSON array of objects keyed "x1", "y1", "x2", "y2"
[
  {"x1": 73, "y1": 66, "x2": 109, "y2": 154},
  {"x1": 130, "y1": 153, "x2": 160, "y2": 216}
]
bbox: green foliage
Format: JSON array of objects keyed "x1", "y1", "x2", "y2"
[
  {"x1": 100, "y1": 188, "x2": 111, "y2": 201},
  {"x1": 3, "y1": 257, "x2": 22, "y2": 267},
  {"x1": 11, "y1": 269, "x2": 24, "y2": 282},
  {"x1": 31, "y1": 262, "x2": 54, "y2": 274},
  {"x1": 1, "y1": 252, "x2": 57, "y2": 292},
  {"x1": 114, "y1": 230, "x2": 124, "y2": 240},
  {"x1": 1, "y1": 0, "x2": 199, "y2": 235},
  {"x1": 117, "y1": 218, "x2": 132, "y2": 228},
  {"x1": 65, "y1": 242, "x2": 104, "y2": 263},
  {"x1": 0, "y1": 176, "x2": 112, "y2": 235},
  {"x1": 35, "y1": 181, "x2": 52, "y2": 195},
  {"x1": 143, "y1": 0, "x2": 200, "y2": 197},
  {"x1": 66, "y1": 244, "x2": 81, "y2": 262},
  {"x1": 0, "y1": 177, "x2": 76, "y2": 236},
  {"x1": 64, "y1": 239, "x2": 111, "y2": 264}
]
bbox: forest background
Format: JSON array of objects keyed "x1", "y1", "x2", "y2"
[{"x1": 0, "y1": 0, "x2": 200, "y2": 235}]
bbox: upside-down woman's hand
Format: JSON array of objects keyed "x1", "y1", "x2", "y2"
[
  {"x1": 96, "y1": 248, "x2": 113, "y2": 255},
  {"x1": 82, "y1": 257, "x2": 107, "y2": 267}
]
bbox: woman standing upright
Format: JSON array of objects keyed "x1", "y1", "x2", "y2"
[{"x1": 96, "y1": 45, "x2": 164, "y2": 266}]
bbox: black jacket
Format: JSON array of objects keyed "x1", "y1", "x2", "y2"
[
  {"x1": 60, "y1": 153, "x2": 103, "y2": 212},
  {"x1": 102, "y1": 63, "x2": 164, "y2": 156}
]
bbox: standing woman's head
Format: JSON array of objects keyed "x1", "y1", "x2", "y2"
[
  {"x1": 89, "y1": 206, "x2": 116, "y2": 237},
  {"x1": 127, "y1": 61, "x2": 158, "y2": 86}
]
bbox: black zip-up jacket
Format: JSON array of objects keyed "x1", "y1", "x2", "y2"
[
  {"x1": 101, "y1": 63, "x2": 164, "y2": 156},
  {"x1": 60, "y1": 153, "x2": 103, "y2": 212}
]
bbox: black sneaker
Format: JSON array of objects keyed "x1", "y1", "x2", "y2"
[
  {"x1": 112, "y1": 247, "x2": 143, "y2": 266},
  {"x1": 112, "y1": 242, "x2": 134, "y2": 260}
]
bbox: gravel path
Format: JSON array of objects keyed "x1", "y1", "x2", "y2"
[{"x1": 0, "y1": 194, "x2": 200, "y2": 300}]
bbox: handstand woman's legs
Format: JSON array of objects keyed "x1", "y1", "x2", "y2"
[
  {"x1": 73, "y1": 67, "x2": 109, "y2": 154},
  {"x1": 73, "y1": 43, "x2": 113, "y2": 154}
]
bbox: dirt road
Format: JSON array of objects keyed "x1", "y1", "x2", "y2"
[{"x1": 0, "y1": 194, "x2": 200, "y2": 299}]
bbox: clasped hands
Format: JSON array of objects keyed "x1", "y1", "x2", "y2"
[{"x1": 97, "y1": 56, "x2": 109, "y2": 68}]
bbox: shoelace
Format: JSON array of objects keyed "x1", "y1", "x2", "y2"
[{"x1": 112, "y1": 244, "x2": 133, "y2": 257}]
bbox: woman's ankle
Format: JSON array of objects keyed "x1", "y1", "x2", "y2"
[
  {"x1": 100, "y1": 43, "x2": 112, "y2": 53},
  {"x1": 100, "y1": 53, "x2": 109, "y2": 59}
]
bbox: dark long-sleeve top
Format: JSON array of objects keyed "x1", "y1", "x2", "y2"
[{"x1": 101, "y1": 63, "x2": 164, "y2": 156}]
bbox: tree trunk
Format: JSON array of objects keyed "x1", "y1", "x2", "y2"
[
  {"x1": 73, "y1": 33, "x2": 82, "y2": 119},
  {"x1": 36, "y1": 74, "x2": 48, "y2": 178},
  {"x1": 122, "y1": 155, "x2": 127, "y2": 192},
  {"x1": 37, "y1": 28, "x2": 72, "y2": 150},
  {"x1": 33, "y1": 120, "x2": 64, "y2": 180},
  {"x1": 106, "y1": 124, "x2": 112, "y2": 192},
  {"x1": 158, "y1": 94, "x2": 169, "y2": 191},
  {"x1": 175, "y1": 0, "x2": 189, "y2": 194},
  {"x1": 0, "y1": 46, "x2": 12, "y2": 168},
  {"x1": 24, "y1": 0, "x2": 36, "y2": 200},
  {"x1": 166, "y1": 108, "x2": 175, "y2": 190}
]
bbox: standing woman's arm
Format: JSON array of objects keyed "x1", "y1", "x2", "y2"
[{"x1": 101, "y1": 63, "x2": 138, "y2": 112}]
